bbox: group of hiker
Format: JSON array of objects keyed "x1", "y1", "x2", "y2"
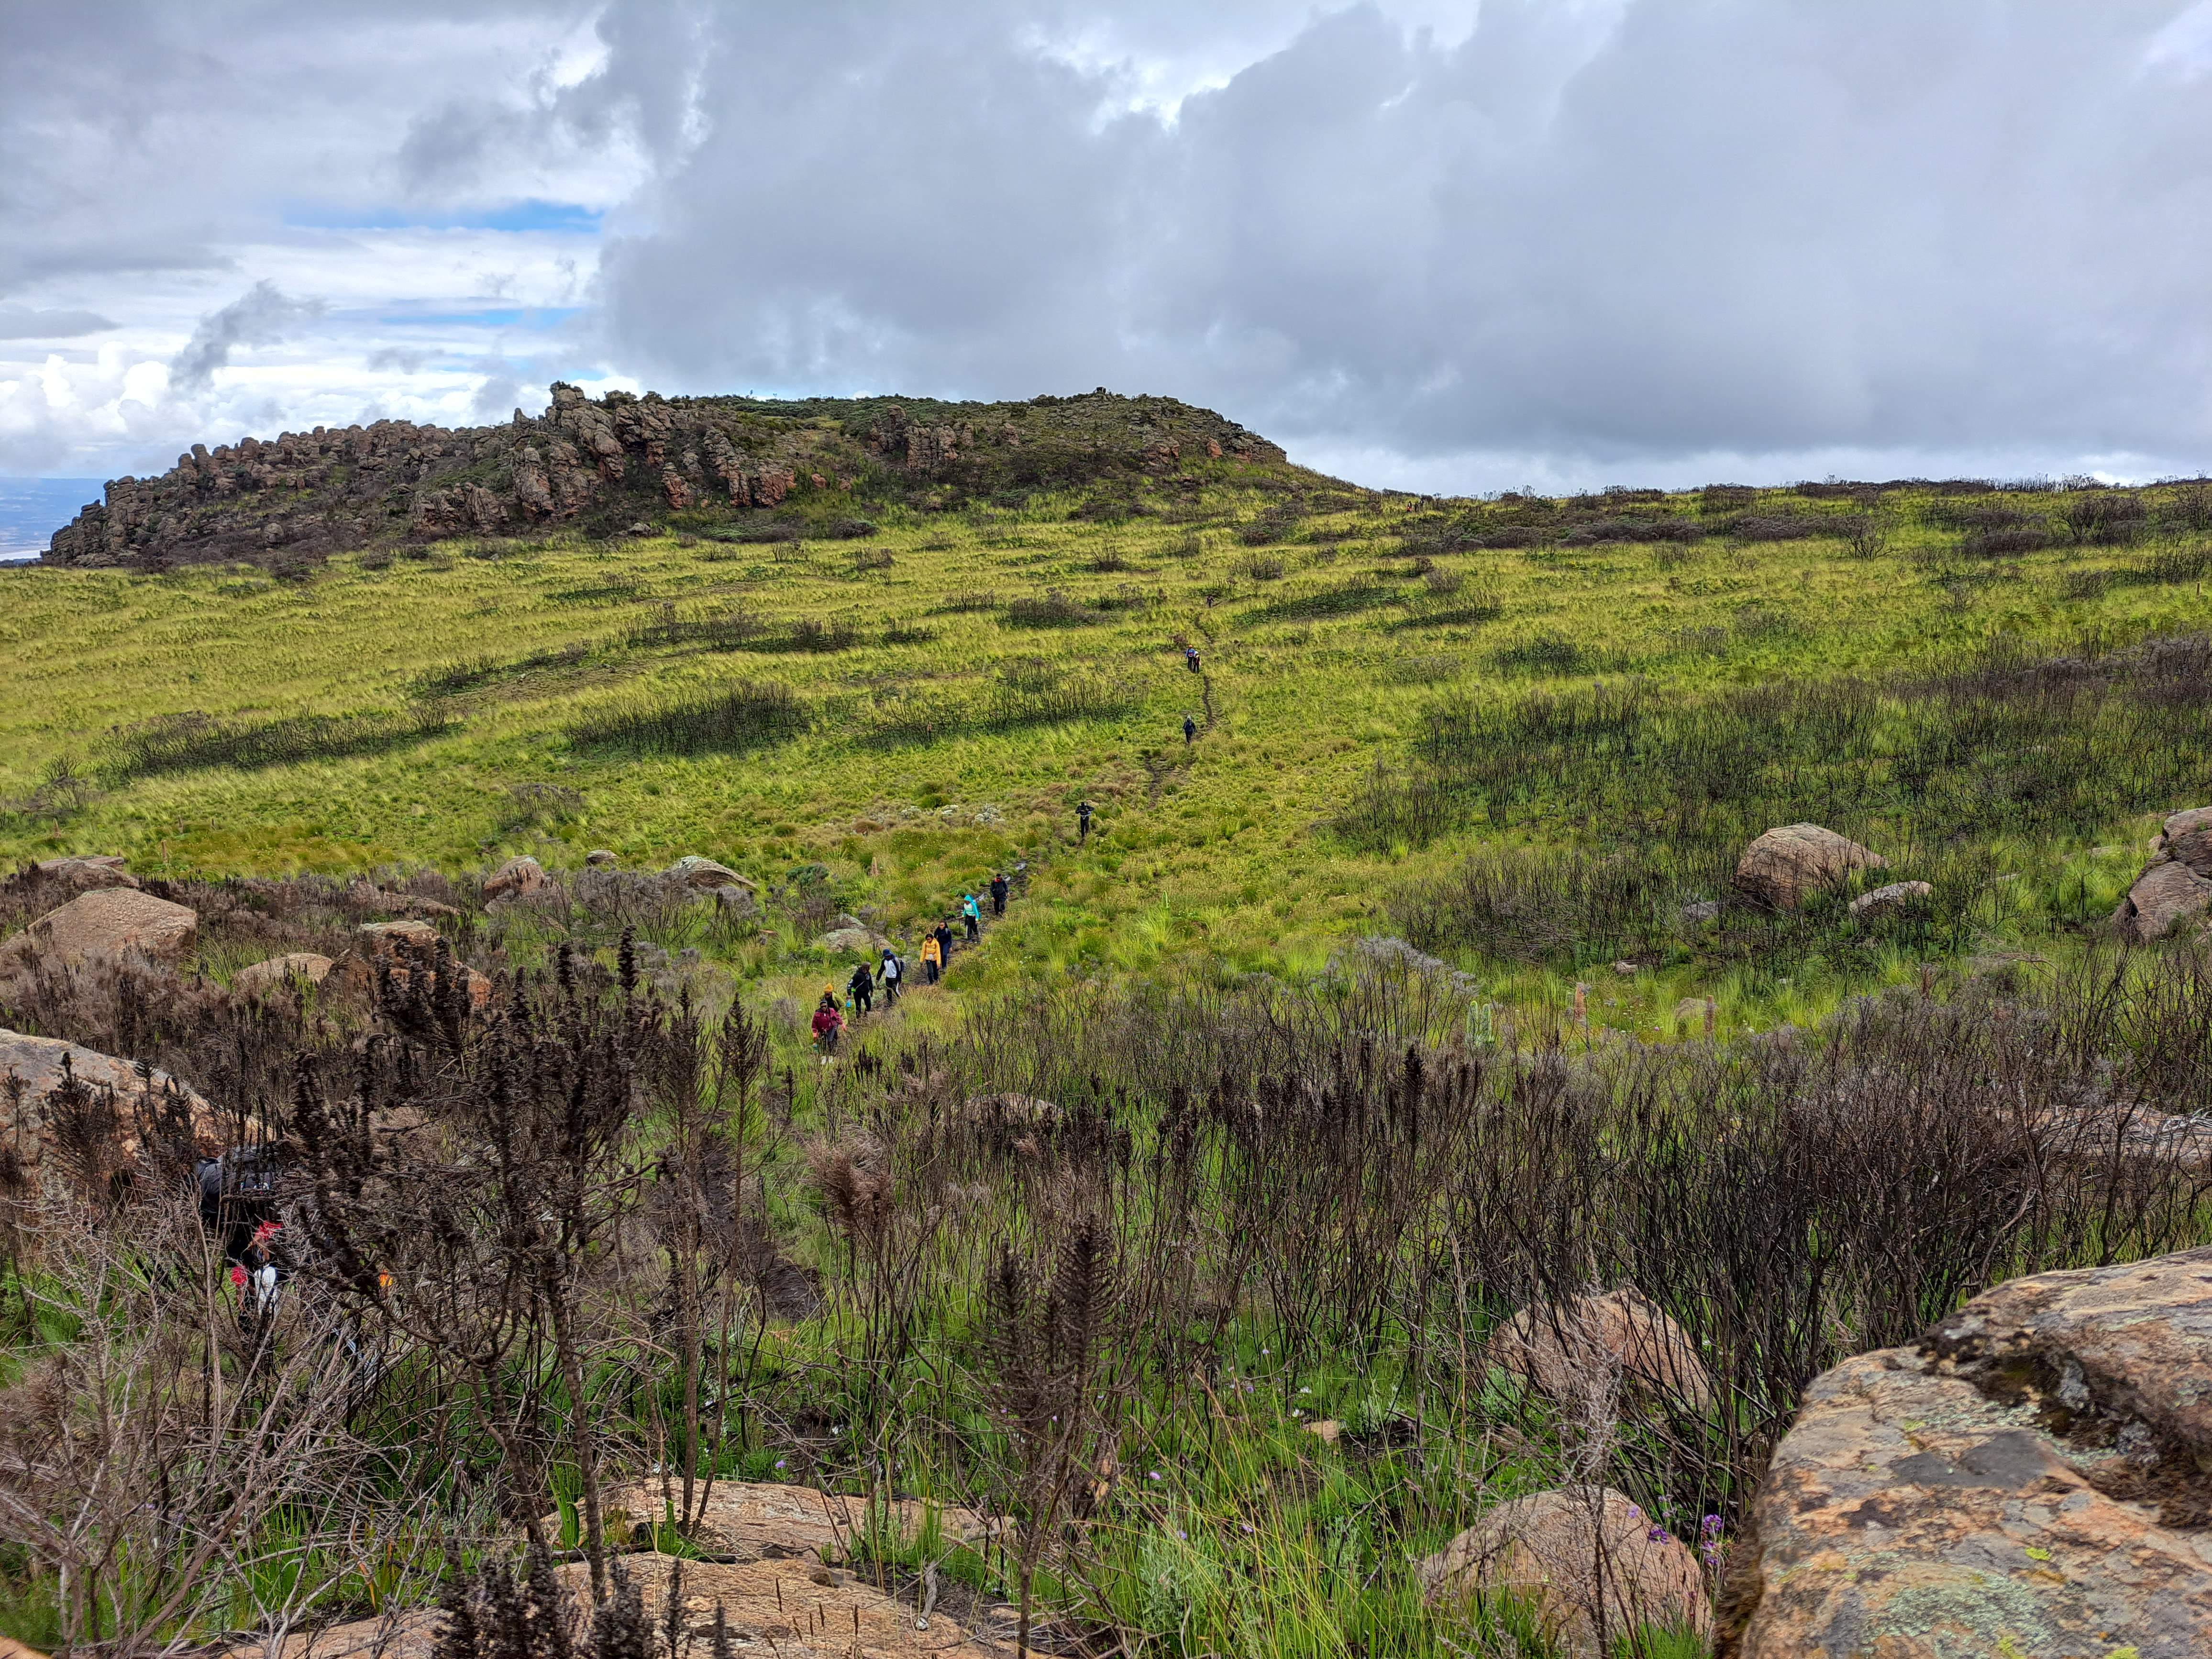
[{"x1": 810, "y1": 867, "x2": 1018, "y2": 1054}]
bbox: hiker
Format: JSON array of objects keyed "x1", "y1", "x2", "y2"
[
  {"x1": 989, "y1": 870, "x2": 1010, "y2": 916},
  {"x1": 811, "y1": 992, "x2": 844, "y2": 1057},
  {"x1": 921, "y1": 929, "x2": 943, "y2": 984},
  {"x1": 848, "y1": 958, "x2": 874, "y2": 1016},
  {"x1": 962, "y1": 891, "x2": 982, "y2": 941},
  {"x1": 198, "y1": 1147, "x2": 285, "y2": 1323},
  {"x1": 1183, "y1": 713, "x2": 1197, "y2": 745},
  {"x1": 879, "y1": 945, "x2": 903, "y2": 1005},
  {"x1": 1184, "y1": 644, "x2": 1201, "y2": 673},
  {"x1": 1078, "y1": 799, "x2": 1093, "y2": 843},
  {"x1": 934, "y1": 918, "x2": 956, "y2": 968}
]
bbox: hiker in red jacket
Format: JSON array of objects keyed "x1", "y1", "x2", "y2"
[{"x1": 811, "y1": 993, "x2": 844, "y2": 1056}]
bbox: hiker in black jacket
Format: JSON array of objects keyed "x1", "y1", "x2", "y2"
[
  {"x1": 1183, "y1": 713, "x2": 1197, "y2": 745},
  {"x1": 1077, "y1": 800, "x2": 1093, "y2": 843},
  {"x1": 848, "y1": 958, "x2": 874, "y2": 1016},
  {"x1": 989, "y1": 871, "x2": 1010, "y2": 916}
]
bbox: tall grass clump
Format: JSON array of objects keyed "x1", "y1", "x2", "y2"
[
  {"x1": 567, "y1": 680, "x2": 807, "y2": 756},
  {"x1": 103, "y1": 705, "x2": 454, "y2": 781}
]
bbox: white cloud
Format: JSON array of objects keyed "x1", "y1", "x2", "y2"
[{"x1": 7, "y1": 1, "x2": 2212, "y2": 491}]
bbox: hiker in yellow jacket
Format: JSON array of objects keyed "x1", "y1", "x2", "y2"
[{"x1": 920, "y1": 930, "x2": 944, "y2": 984}]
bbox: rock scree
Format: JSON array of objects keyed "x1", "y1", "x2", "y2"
[{"x1": 1721, "y1": 1244, "x2": 2212, "y2": 1657}]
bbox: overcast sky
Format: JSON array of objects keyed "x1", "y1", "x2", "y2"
[{"x1": 8, "y1": 0, "x2": 2212, "y2": 496}]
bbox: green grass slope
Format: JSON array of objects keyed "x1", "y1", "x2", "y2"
[{"x1": 5, "y1": 460, "x2": 2210, "y2": 1033}]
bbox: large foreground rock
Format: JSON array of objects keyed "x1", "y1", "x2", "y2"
[
  {"x1": 1488, "y1": 1287, "x2": 1717, "y2": 1416},
  {"x1": 1722, "y1": 1247, "x2": 2212, "y2": 1656},
  {"x1": 349, "y1": 921, "x2": 491, "y2": 1008},
  {"x1": 0, "y1": 1028, "x2": 221, "y2": 1189},
  {"x1": 1420, "y1": 1485, "x2": 1711, "y2": 1657},
  {"x1": 1734, "y1": 824, "x2": 1887, "y2": 909},
  {"x1": 667, "y1": 854, "x2": 754, "y2": 892},
  {"x1": 2113, "y1": 808, "x2": 2212, "y2": 943},
  {"x1": 0, "y1": 887, "x2": 198, "y2": 973}
]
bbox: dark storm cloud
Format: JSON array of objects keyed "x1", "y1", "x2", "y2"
[{"x1": 587, "y1": 0, "x2": 2212, "y2": 479}]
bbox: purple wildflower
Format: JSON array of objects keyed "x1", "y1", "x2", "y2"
[
  {"x1": 1702, "y1": 1514, "x2": 1724, "y2": 1537},
  {"x1": 1647, "y1": 1525, "x2": 1668, "y2": 1543}
]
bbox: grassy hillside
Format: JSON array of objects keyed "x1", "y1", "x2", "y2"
[{"x1": 4, "y1": 462, "x2": 2211, "y2": 1032}]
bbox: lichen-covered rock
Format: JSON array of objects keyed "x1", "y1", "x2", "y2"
[
  {"x1": 2112, "y1": 811, "x2": 2212, "y2": 943},
  {"x1": 1722, "y1": 1247, "x2": 2212, "y2": 1657},
  {"x1": 1488, "y1": 1287, "x2": 1717, "y2": 1416},
  {"x1": 0, "y1": 888, "x2": 197, "y2": 973},
  {"x1": 1421, "y1": 1485, "x2": 1711, "y2": 1657},
  {"x1": 230, "y1": 952, "x2": 335, "y2": 998},
  {"x1": 1734, "y1": 824, "x2": 1887, "y2": 908}
]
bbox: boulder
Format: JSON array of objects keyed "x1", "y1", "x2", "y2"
[
  {"x1": 1488, "y1": 1287, "x2": 1717, "y2": 1416},
  {"x1": 356, "y1": 919, "x2": 441, "y2": 957},
  {"x1": 1847, "y1": 879, "x2": 1933, "y2": 920},
  {"x1": 2111, "y1": 807, "x2": 2212, "y2": 943},
  {"x1": 0, "y1": 1028, "x2": 222, "y2": 1189},
  {"x1": 30, "y1": 855, "x2": 139, "y2": 896},
  {"x1": 1733, "y1": 825, "x2": 1886, "y2": 909},
  {"x1": 1722, "y1": 1247, "x2": 2212, "y2": 1657},
  {"x1": 815, "y1": 915, "x2": 884, "y2": 952},
  {"x1": 482, "y1": 855, "x2": 551, "y2": 900},
  {"x1": 1420, "y1": 1486, "x2": 1711, "y2": 1657},
  {"x1": 667, "y1": 854, "x2": 754, "y2": 891},
  {"x1": 249, "y1": 1551, "x2": 1001, "y2": 1659},
  {"x1": 230, "y1": 952, "x2": 336, "y2": 999},
  {"x1": 351, "y1": 921, "x2": 491, "y2": 1009},
  {"x1": 542, "y1": 1479, "x2": 997, "y2": 1565},
  {"x1": 585, "y1": 848, "x2": 619, "y2": 867},
  {"x1": 1, "y1": 888, "x2": 198, "y2": 973}
]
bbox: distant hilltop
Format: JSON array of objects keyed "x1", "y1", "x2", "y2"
[{"x1": 42, "y1": 385, "x2": 1292, "y2": 569}]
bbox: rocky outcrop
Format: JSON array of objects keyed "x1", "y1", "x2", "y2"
[
  {"x1": 1722, "y1": 1247, "x2": 2212, "y2": 1657},
  {"x1": 43, "y1": 387, "x2": 1294, "y2": 568},
  {"x1": 0, "y1": 1028, "x2": 222, "y2": 1190},
  {"x1": 1734, "y1": 824, "x2": 1887, "y2": 909},
  {"x1": 0, "y1": 888, "x2": 198, "y2": 975},
  {"x1": 2113, "y1": 807, "x2": 2212, "y2": 944},
  {"x1": 1488, "y1": 1287, "x2": 1718, "y2": 1417},
  {"x1": 1420, "y1": 1485, "x2": 1712, "y2": 1657}
]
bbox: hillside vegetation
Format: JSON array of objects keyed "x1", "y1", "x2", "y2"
[
  {"x1": 7, "y1": 411, "x2": 2212, "y2": 1659},
  {"x1": 6, "y1": 438, "x2": 2212, "y2": 1033}
]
